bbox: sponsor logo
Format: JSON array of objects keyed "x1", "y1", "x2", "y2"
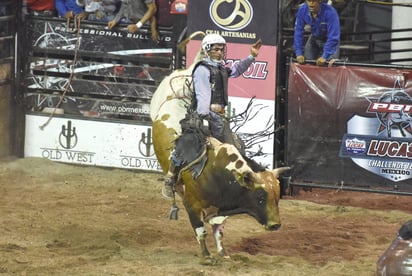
[
  {"x1": 138, "y1": 128, "x2": 155, "y2": 157},
  {"x1": 53, "y1": 25, "x2": 172, "y2": 42},
  {"x1": 42, "y1": 120, "x2": 96, "y2": 164},
  {"x1": 119, "y1": 155, "x2": 161, "y2": 170},
  {"x1": 226, "y1": 59, "x2": 268, "y2": 80},
  {"x1": 209, "y1": 0, "x2": 253, "y2": 31},
  {"x1": 120, "y1": 128, "x2": 160, "y2": 171},
  {"x1": 59, "y1": 120, "x2": 78, "y2": 149},
  {"x1": 340, "y1": 80, "x2": 412, "y2": 182},
  {"x1": 366, "y1": 81, "x2": 412, "y2": 138},
  {"x1": 367, "y1": 139, "x2": 412, "y2": 159},
  {"x1": 171, "y1": 0, "x2": 188, "y2": 14},
  {"x1": 344, "y1": 138, "x2": 366, "y2": 154}
]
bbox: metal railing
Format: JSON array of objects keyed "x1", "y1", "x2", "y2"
[
  {"x1": 281, "y1": 27, "x2": 412, "y2": 65},
  {"x1": 340, "y1": 28, "x2": 412, "y2": 64}
]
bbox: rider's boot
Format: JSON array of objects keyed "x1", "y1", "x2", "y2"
[{"x1": 162, "y1": 162, "x2": 177, "y2": 199}]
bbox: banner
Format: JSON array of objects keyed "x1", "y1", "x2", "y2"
[
  {"x1": 188, "y1": 0, "x2": 278, "y2": 45},
  {"x1": 24, "y1": 114, "x2": 161, "y2": 171},
  {"x1": 185, "y1": 0, "x2": 279, "y2": 168},
  {"x1": 187, "y1": 41, "x2": 277, "y2": 167},
  {"x1": 287, "y1": 62, "x2": 412, "y2": 191}
]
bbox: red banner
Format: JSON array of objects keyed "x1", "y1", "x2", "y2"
[{"x1": 287, "y1": 62, "x2": 412, "y2": 191}]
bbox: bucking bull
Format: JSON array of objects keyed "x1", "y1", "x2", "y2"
[{"x1": 150, "y1": 32, "x2": 290, "y2": 264}]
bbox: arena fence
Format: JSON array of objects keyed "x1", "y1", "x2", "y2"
[{"x1": 20, "y1": 16, "x2": 178, "y2": 171}]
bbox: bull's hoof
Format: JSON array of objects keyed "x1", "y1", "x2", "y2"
[
  {"x1": 199, "y1": 256, "x2": 218, "y2": 266},
  {"x1": 216, "y1": 250, "x2": 230, "y2": 260}
]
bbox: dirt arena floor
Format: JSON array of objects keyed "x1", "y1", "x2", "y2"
[{"x1": 0, "y1": 157, "x2": 411, "y2": 275}]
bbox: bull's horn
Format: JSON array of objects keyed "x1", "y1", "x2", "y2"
[
  {"x1": 177, "y1": 31, "x2": 206, "y2": 54},
  {"x1": 272, "y1": 167, "x2": 291, "y2": 176}
]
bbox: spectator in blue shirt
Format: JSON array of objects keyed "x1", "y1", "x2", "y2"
[
  {"x1": 55, "y1": 0, "x2": 88, "y2": 20},
  {"x1": 294, "y1": 0, "x2": 340, "y2": 66}
]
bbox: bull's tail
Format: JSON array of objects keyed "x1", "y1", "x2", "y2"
[{"x1": 177, "y1": 31, "x2": 206, "y2": 54}]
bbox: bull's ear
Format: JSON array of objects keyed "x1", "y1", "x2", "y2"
[
  {"x1": 232, "y1": 170, "x2": 260, "y2": 188},
  {"x1": 243, "y1": 172, "x2": 256, "y2": 188}
]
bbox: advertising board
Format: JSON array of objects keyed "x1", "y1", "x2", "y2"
[
  {"x1": 185, "y1": 0, "x2": 279, "y2": 168},
  {"x1": 24, "y1": 114, "x2": 161, "y2": 172},
  {"x1": 287, "y1": 62, "x2": 412, "y2": 191}
]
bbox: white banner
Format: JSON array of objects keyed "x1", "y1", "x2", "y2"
[
  {"x1": 229, "y1": 96, "x2": 275, "y2": 168},
  {"x1": 24, "y1": 114, "x2": 162, "y2": 172}
]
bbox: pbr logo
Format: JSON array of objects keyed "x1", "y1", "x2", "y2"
[
  {"x1": 366, "y1": 80, "x2": 412, "y2": 138},
  {"x1": 340, "y1": 80, "x2": 412, "y2": 182}
]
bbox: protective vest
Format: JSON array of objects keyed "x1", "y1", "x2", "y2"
[{"x1": 192, "y1": 61, "x2": 231, "y2": 107}]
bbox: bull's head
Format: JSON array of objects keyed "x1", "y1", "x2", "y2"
[
  {"x1": 256, "y1": 167, "x2": 290, "y2": 231},
  {"x1": 216, "y1": 142, "x2": 290, "y2": 231}
]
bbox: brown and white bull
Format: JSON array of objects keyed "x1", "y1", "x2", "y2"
[{"x1": 150, "y1": 34, "x2": 289, "y2": 263}]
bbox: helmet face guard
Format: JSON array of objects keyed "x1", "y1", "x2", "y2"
[{"x1": 201, "y1": 34, "x2": 227, "y2": 60}]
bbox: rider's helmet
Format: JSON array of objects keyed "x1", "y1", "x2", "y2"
[{"x1": 201, "y1": 34, "x2": 226, "y2": 52}]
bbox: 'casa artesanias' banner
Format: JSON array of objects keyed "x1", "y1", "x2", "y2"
[
  {"x1": 287, "y1": 62, "x2": 412, "y2": 192},
  {"x1": 185, "y1": 0, "x2": 279, "y2": 168}
]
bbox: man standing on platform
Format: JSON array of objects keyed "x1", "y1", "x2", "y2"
[{"x1": 294, "y1": 0, "x2": 340, "y2": 66}]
